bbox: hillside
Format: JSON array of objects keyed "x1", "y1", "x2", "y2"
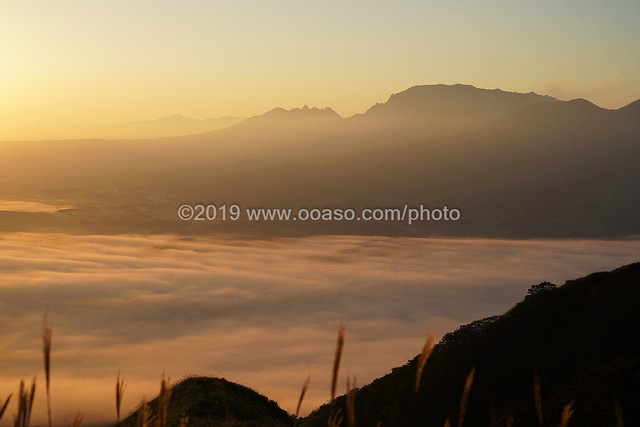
[
  {"x1": 302, "y1": 262, "x2": 640, "y2": 427},
  {"x1": 120, "y1": 377, "x2": 293, "y2": 427}
]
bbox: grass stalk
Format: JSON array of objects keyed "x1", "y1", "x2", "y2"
[
  {"x1": 415, "y1": 334, "x2": 435, "y2": 393},
  {"x1": 136, "y1": 399, "x2": 150, "y2": 427},
  {"x1": 295, "y1": 375, "x2": 311, "y2": 419},
  {"x1": 331, "y1": 326, "x2": 345, "y2": 402},
  {"x1": 534, "y1": 371, "x2": 543, "y2": 426},
  {"x1": 0, "y1": 395, "x2": 11, "y2": 422},
  {"x1": 346, "y1": 375, "x2": 357, "y2": 427},
  {"x1": 13, "y1": 377, "x2": 36, "y2": 427},
  {"x1": 72, "y1": 413, "x2": 83, "y2": 427},
  {"x1": 614, "y1": 400, "x2": 624, "y2": 427},
  {"x1": 558, "y1": 401, "x2": 574, "y2": 427},
  {"x1": 116, "y1": 370, "x2": 127, "y2": 425},
  {"x1": 155, "y1": 374, "x2": 172, "y2": 427},
  {"x1": 42, "y1": 315, "x2": 53, "y2": 427},
  {"x1": 328, "y1": 326, "x2": 345, "y2": 427},
  {"x1": 457, "y1": 368, "x2": 475, "y2": 427}
]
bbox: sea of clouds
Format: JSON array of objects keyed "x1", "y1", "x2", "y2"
[{"x1": 0, "y1": 233, "x2": 638, "y2": 424}]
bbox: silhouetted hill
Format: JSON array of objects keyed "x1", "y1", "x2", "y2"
[
  {"x1": 154, "y1": 114, "x2": 199, "y2": 124},
  {"x1": 353, "y1": 84, "x2": 556, "y2": 137},
  {"x1": 120, "y1": 377, "x2": 293, "y2": 427},
  {"x1": 302, "y1": 263, "x2": 640, "y2": 427},
  {"x1": 362, "y1": 84, "x2": 555, "y2": 118},
  {"x1": 619, "y1": 98, "x2": 640, "y2": 115},
  {"x1": 227, "y1": 105, "x2": 342, "y2": 130},
  {"x1": 257, "y1": 106, "x2": 341, "y2": 120},
  {"x1": 494, "y1": 97, "x2": 612, "y2": 134}
]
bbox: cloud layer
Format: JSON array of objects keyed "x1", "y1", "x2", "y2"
[{"x1": 0, "y1": 233, "x2": 638, "y2": 424}]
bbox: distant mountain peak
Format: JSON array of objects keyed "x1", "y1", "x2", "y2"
[
  {"x1": 165, "y1": 113, "x2": 188, "y2": 119},
  {"x1": 359, "y1": 83, "x2": 557, "y2": 125},
  {"x1": 510, "y1": 97, "x2": 606, "y2": 121},
  {"x1": 154, "y1": 113, "x2": 197, "y2": 124},
  {"x1": 618, "y1": 98, "x2": 640, "y2": 114},
  {"x1": 256, "y1": 105, "x2": 342, "y2": 120},
  {"x1": 565, "y1": 98, "x2": 602, "y2": 109},
  {"x1": 390, "y1": 83, "x2": 554, "y2": 100}
]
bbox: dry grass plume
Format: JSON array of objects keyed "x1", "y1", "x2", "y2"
[
  {"x1": 116, "y1": 370, "x2": 127, "y2": 424},
  {"x1": 614, "y1": 400, "x2": 624, "y2": 427},
  {"x1": 42, "y1": 315, "x2": 53, "y2": 427},
  {"x1": 534, "y1": 371, "x2": 543, "y2": 426},
  {"x1": 72, "y1": 413, "x2": 83, "y2": 427},
  {"x1": 414, "y1": 334, "x2": 435, "y2": 393},
  {"x1": 457, "y1": 367, "x2": 475, "y2": 427},
  {"x1": 295, "y1": 375, "x2": 311, "y2": 419},
  {"x1": 558, "y1": 401, "x2": 574, "y2": 427},
  {"x1": 331, "y1": 326, "x2": 345, "y2": 402},
  {"x1": 156, "y1": 374, "x2": 172, "y2": 427},
  {"x1": 346, "y1": 376, "x2": 357, "y2": 427},
  {"x1": 0, "y1": 395, "x2": 11, "y2": 422},
  {"x1": 328, "y1": 326, "x2": 345, "y2": 427},
  {"x1": 13, "y1": 378, "x2": 36, "y2": 427}
]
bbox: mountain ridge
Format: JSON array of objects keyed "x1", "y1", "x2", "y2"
[
  {"x1": 302, "y1": 262, "x2": 640, "y2": 427},
  {"x1": 365, "y1": 83, "x2": 556, "y2": 110},
  {"x1": 6, "y1": 84, "x2": 640, "y2": 143}
]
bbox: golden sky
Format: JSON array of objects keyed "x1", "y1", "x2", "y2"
[{"x1": 1, "y1": 1, "x2": 639, "y2": 139}]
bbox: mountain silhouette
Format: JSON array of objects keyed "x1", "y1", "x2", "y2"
[
  {"x1": 494, "y1": 97, "x2": 611, "y2": 133},
  {"x1": 152, "y1": 114, "x2": 201, "y2": 124},
  {"x1": 349, "y1": 84, "x2": 557, "y2": 141},
  {"x1": 120, "y1": 377, "x2": 293, "y2": 427},
  {"x1": 619, "y1": 98, "x2": 640, "y2": 116},
  {"x1": 255, "y1": 106, "x2": 341, "y2": 120},
  {"x1": 226, "y1": 106, "x2": 343, "y2": 135},
  {"x1": 302, "y1": 262, "x2": 640, "y2": 427},
  {"x1": 360, "y1": 84, "x2": 555, "y2": 121}
]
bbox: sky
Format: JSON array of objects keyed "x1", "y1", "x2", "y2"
[
  {"x1": 1, "y1": 1, "x2": 640, "y2": 139},
  {"x1": 1, "y1": 233, "x2": 640, "y2": 424}
]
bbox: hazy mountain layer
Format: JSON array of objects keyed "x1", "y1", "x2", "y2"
[{"x1": 0, "y1": 84, "x2": 638, "y2": 238}]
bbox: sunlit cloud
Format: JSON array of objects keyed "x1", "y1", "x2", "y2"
[{"x1": 0, "y1": 200, "x2": 72, "y2": 213}]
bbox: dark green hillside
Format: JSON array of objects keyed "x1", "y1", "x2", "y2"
[
  {"x1": 120, "y1": 377, "x2": 293, "y2": 427},
  {"x1": 302, "y1": 263, "x2": 640, "y2": 427}
]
